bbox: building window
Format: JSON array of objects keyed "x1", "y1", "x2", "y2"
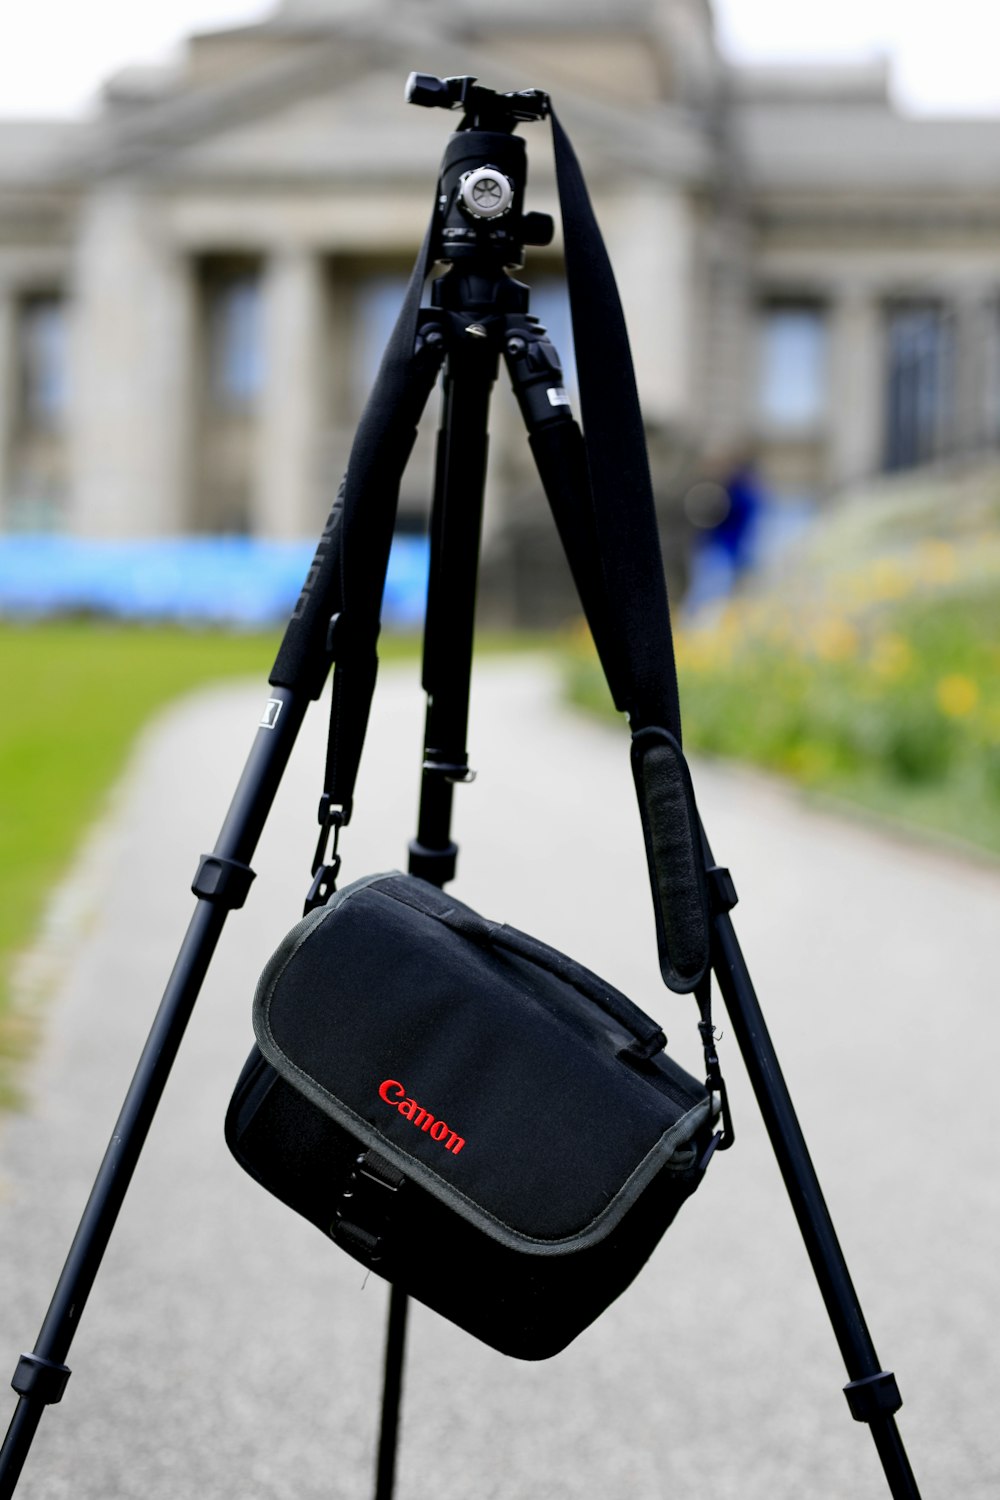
[
  {"x1": 195, "y1": 258, "x2": 263, "y2": 533},
  {"x1": 5, "y1": 292, "x2": 70, "y2": 529},
  {"x1": 18, "y1": 293, "x2": 69, "y2": 430},
  {"x1": 350, "y1": 271, "x2": 411, "y2": 409},
  {"x1": 528, "y1": 274, "x2": 578, "y2": 401},
  {"x1": 757, "y1": 304, "x2": 828, "y2": 431},
  {"x1": 206, "y1": 266, "x2": 263, "y2": 409},
  {"x1": 885, "y1": 303, "x2": 953, "y2": 471}
]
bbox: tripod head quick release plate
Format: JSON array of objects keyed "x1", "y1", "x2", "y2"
[
  {"x1": 407, "y1": 74, "x2": 554, "y2": 267},
  {"x1": 405, "y1": 73, "x2": 550, "y2": 131}
]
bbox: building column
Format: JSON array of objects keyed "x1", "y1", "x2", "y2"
[
  {"x1": 698, "y1": 208, "x2": 755, "y2": 457},
  {"x1": 951, "y1": 282, "x2": 998, "y2": 456},
  {"x1": 828, "y1": 279, "x2": 885, "y2": 489},
  {"x1": 70, "y1": 185, "x2": 193, "y2": 536},
  {"x1": 0, "y1": 286, "x2": 13, "y2": 529},
  {"x1": 603, "y1": 186, "x2": 696, "y2": 429},
  {"x1": 255, "y1": 246, "x2": 325, "y2": 539}
]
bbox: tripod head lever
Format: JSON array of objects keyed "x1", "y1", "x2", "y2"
[{"x1": 406, "y1": 73, "x2": 549, "y2": 132}]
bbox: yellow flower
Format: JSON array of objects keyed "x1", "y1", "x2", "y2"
[
  {"x1": 870, "y1": 558, "x2": 911, "y2": 601},
  {"x1": 936, "y1": 675, "x2": 979, "y2": 718},
  {"x1": 870, "y1": 633, "x2": 914, "y2": 680},
  {"x1": 676, "y1": 632, "x2": 713, "y2": 673},
  {"x1": 840, "y1": 570, "x2": 877, "y2": 608},
  {"x1": 813, "y1": 616, "x2": 860, "y2": 662},
  {"x1": 762, "y1": 604, "x2": 794, "y2": 646},
  {"x1": 782, "y1": 741, "x2": 835, "y2": 782},
  {"x1": 715, "y1": 608, "x2": 741, "y2": 648},
  {"x1": 917, "y1": 539, "x2": 958, "y2": 587}
]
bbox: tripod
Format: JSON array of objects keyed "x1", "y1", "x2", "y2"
[{"x1": 0, "y1": 74, "x2": 922, "y2": 1500}]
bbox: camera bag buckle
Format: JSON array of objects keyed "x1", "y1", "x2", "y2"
[{"x1": 331, "y1": 1151, "x2": 406, "y2": 1267}]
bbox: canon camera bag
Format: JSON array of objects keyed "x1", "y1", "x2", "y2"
[{"x1": 226, "y1": 873, "x2": 715, "y2": 1359}]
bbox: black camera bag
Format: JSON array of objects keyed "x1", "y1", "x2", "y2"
[{"x1": 226, "y1": 871, "x2": 715, "y2": 1360}]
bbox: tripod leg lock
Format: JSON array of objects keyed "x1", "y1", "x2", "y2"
[
  {"x1": 11, "y1": 1353, "x2": 71, "y2": 1406},
  {"x1": 843, "y1": 1370, "x2": 903, "y2": 1423},
  {"x1": 705, "y1": 864, "x2": 739, "y2": 914},
  {"x1": 191, "y1": 855, "x2": 256, "y2": 910},
  {"x1": 408, "y1": 839, "x2": 458, "y2": 886}
]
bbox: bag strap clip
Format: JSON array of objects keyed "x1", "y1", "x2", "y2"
[
  {"x1": 304, "y1": 796, "x2": 346, "y2": 914},
  {"x1": 696, "y1": 976, "x2": 735, "y2": 1166}
]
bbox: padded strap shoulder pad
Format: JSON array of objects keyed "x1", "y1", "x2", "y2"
[{"x1": 630, "y1": 727, "x2": 710, "y2": 993}]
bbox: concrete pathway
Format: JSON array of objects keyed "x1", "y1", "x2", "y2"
[{"x1": 0, "y1": 658, "x2": 997, "y2": 1499}]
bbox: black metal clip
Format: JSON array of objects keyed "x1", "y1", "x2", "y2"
[
  {"x1": 304, "y1": 795, "x2": 345, "y2": 914},
  {"x1": 698, "y1": 1018, "x2": 735, "y2": 1168}
]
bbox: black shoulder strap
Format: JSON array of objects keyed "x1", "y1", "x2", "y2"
[
  {"x1": 549, "y1": 109, "x2": 683, "y2": 741},
  {"x1": 549, "y1": 107, "x2": 710, "y2": 994}
]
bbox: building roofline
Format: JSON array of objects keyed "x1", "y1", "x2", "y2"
[
  {"x1": 40, "y1": 7, "x2": 717, "y2": 188},
  {"x1": 729, "y1": 59, "x2": 892, "y2": 107}
]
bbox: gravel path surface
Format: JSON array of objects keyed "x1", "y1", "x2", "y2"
[{"x1": 1, "y1": 657, "x2": 996, "y2": 1499}]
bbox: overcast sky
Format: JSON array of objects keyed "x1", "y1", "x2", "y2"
[{"x1": 1, "y1": 0, "x2": 1000, "y2": 119}]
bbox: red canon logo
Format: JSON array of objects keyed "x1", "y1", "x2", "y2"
[{"x1": 378, "y1": 1079, "x2": 466, "y2": 1155}]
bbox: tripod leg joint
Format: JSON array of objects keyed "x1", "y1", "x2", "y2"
[
  {"x1": 191, "y1": 854, "x2": 256, "y2": 910},
  {"x1": 11, "y1": 1354, "x2": 71, "y2": 1407},
  {"x1": 843, "y1": 1370, "x2": 903, "y2": 1423}
]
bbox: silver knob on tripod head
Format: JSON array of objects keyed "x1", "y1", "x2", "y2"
[{"x1": 458, "y1": 166, "x2": 514, "y2": 220}]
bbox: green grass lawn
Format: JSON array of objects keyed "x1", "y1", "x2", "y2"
[{"x1": 0, "y1": 622, "x2": 287, "y2": 1103}]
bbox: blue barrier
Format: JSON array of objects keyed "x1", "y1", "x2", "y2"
[{"x1": 0, "y1": 535, "x2": 430, "y2": 628}]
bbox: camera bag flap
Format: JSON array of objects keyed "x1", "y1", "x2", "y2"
[{"x1": 226, "y1": 871, "x2": 714, "y2": 1360}]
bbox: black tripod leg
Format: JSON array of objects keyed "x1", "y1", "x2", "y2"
[
  {"x1": 704, "y1": 850, "x2": 921, "y2": 1499},
  {"x1": 370, "y1": 330, "x2": 498, "y2": 1500},
  {"x1": 408, "y1": 333, "x2": 496, "y2": 886},
  {"x1": 374, "y1": 1286, "x2": 409, "y2": 1500}
]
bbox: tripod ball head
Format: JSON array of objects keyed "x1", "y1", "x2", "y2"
[{"x1": 406, "y1": 73, "x2": 554, "y2": 265}]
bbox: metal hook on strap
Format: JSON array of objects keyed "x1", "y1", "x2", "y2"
[{"x1": 304, "y1": 796, "x2": 345, "y2": 914}]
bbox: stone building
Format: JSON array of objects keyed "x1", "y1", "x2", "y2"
[{"x1": 2, "y1": 0, "x2": 1000, "y2": 612}]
